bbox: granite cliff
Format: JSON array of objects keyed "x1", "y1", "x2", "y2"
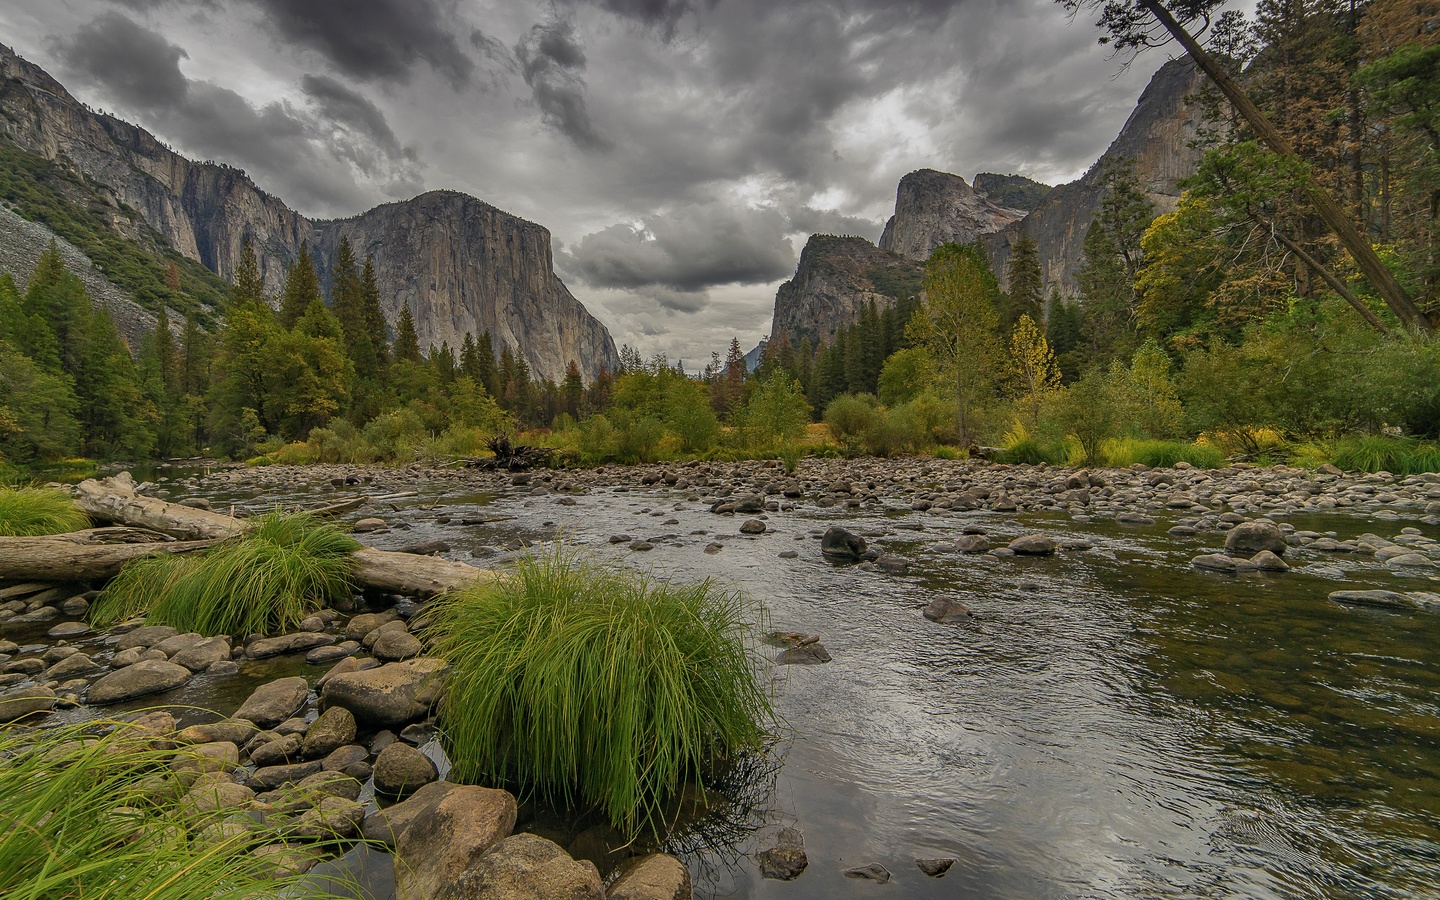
[
  {"x1": 768, "y1": 235, "x2": 924, "y2": 349},
  {"x1": 877, "y1": 169, "x2": 1032, "y2": 260},
  {"x1": 0, "y1": 44, "x2": 618, "y2": 380}
]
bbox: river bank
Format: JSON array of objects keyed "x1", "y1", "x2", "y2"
[{"x1": 3, "y1": 457, "x2": 1439, "y2": 898}]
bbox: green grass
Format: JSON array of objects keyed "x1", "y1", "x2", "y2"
[
  {"x1": 0, "y1": 718, "x2": 362, "y2": 899},
  {"x1": 1102, "y1": 438, "x2": 1226, "y2": 469},
  {"x1": 0, "y1": 486, "x2": 88, "y2": 536},
  {"x1": 1330, "y1": 435, "x2": 1440, "y2": 475},
  {"x1": 92, "y1": 512, "x2": 358, "y2": 635},
  {"x1": 423, "y1": 550, "x2": 773, "y2": 838}
]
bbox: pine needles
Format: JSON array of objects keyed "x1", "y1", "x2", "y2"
[
  {"x1": 0, "y1": 486, "x2": 88, "y2": 536},
  {"x1": 92, "y1": 512, "x2": 359, "y2": 635},
  {"x1": 424, "y1": 550, "x2": 773, "y2": 838},
  {"x1": 0, "y1": 719, "x2": 361, "y2": 899}
]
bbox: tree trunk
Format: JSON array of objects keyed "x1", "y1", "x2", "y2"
[
  {"x1": 0, "y1": 536, "x2": 219, "y2": 582},
  {"x1": 1140, "y1": 0, "x2": 1432, "y2": 333},
  {"x1": 65, "y1": 476, "x2": 493, "y2": 598},
  {"x1": 1270, "y1": 227, "x2": 1391, "y2": 333}
]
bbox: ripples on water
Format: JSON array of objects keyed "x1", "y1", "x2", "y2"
[{"x1": 151, "y1": 469, "x2": 1440, "y2": 899}]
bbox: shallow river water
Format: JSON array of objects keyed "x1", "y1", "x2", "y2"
[{"x1": 146, "y1": 466, "x2": 1440, "y2": 899}]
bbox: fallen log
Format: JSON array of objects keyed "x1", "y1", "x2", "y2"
[
  {"x1": 67, "y1": 474, "x2": 493, "y2": 598},
  {"x1": 0, "y1": 536, "x2": 219, "y2": 582}
]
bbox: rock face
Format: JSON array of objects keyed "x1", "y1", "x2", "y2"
[
  {"x1": 877, "y1": 169, "x2": 1031, "y2": 260},
  {"x1": 767, "y1": 235, "x2": 924, "y2": 349},
  {"x1": 0, "y1": 44, "x2": 619, "y2": 381},
  {"x1": 984, "y1": 58, "x2": 1207, "y2": 294}
]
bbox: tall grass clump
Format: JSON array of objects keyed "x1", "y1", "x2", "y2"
[
  {"x1": 0, "y1": 486, "x2": 88, "y2": 536},
  {"x1": 424, "y1": 550, "x2": 773, "y2": 837},
  {"x1": 92, "y1": 512, "x2": 358, "y2": 635},
  {"x1": 0, "y1": 719, "x2": 362, "y2": 899},
  {"x1": 993, "y1": 421, "x2": 1062, "y2": 465},
  {"x1": 1102, "y1": 438, "x2": 1225, "y2": 469},
  {"x1": 1330, "y1": 434, "x2": 1440, "y2": 475}
]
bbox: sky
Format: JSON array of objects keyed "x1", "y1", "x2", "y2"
[{"x1": 0, "y1": 0, "x2": 1220, "y2": 364}]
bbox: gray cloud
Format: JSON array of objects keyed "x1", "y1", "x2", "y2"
[
  {"x1": 564, "y1": 204, "x2": 795, "y2": 299},
  {"x1": 516, "y1": 19, "x2": 607, "y2": 150},
  {"x1": 53, "y1": 13, "x2": 422, "y2": 212},
  {"x1": 244, "y1": 0, "x2": 474, "y2": 89}
]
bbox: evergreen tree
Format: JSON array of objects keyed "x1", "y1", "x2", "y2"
[
  {"x1": 476, "y1": 331, "x2": 498, "y2": 396},
  {"x1": 153, "y1": 305, "x2": 177, "y2": 392},
  {"x1": 1002, "y1": 232, "x2": 1045, "y2": 334},
  {"x1": 231, "y1": 239, "x2": 266, "y2": 308},
  {"x1": 25, "y1": 242, "x2": 91, "y2": 376},
  {"x1": 563, "y1": 360, "x2": 584, "y2": 418},
  {"x1": 279, "y1": 242, "x2": 321, "y2": 329},
  {"x1": 360, "y1": 256, "x2": 390, "y2": 372},
  {"x1": 393, "y1": 303, "x2": 421, "y2": 363},
  {"x1": 331, "y1": 237, "x2": 380, "y2": 381},
  {"x1": 460, "y1": 332, "x2": 481, "y2": 381}
]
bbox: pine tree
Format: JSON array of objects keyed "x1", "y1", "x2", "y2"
[
  {"x1": 460, "y1": 332, "x2": 481, "y2": 381},
  {"x1": 279, "y1": 242, "x2": 321, "y2": 329},
  {"x1": 393, "y1": 303, "x2": 421, "y2": 363},
  {"x1": 1002, "y1": 232, "x2": 1044, "y2": 334},
  {"x1": 563, "y1": 360, "x2": 584, "y2": 418},
  {"x1": 360, "y1": 256, "x2": 390, "y2": 372},
  {"x1": 476, "y1": 331, "x2": 498, "y2": 396},
  {"x1": 153, "y1": 305, "x2": 177, "y2": 392},
  {"x1": 331, "y1": 237, "x2": 379, "y2": 380},
  {"x1": 231, "y1": 239, "x2": 266, "y2": 308}
]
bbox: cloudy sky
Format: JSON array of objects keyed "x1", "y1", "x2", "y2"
[{"x1": 1, "y1": 0, "x2": 1213, "y2": 363}]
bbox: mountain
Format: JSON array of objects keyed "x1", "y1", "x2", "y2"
[
  {"x1": 877, "y1": 169, "x2": 1032, "y2": 260},
  {"x1": 985, "y1": 58, "x2": 1206, "y2": 293},
  {"x1": 767, "y1": 234, "x2": 925, "y2": 349},
  {"x1": 0, "y1": 44, "x2": 619, "y2": 381},
  {"x1": 764, "y1": 57, "x2": 1205, "y2": 349}
]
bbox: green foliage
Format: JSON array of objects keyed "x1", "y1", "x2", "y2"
[
  {"x1": 0, "y1": 719, "x2": 364, "y2": 900},
  {"x1": 877, "y1": 346, "x2": 938, "y2": 405},
  {"x1": 994, "y1": 421, "x2": 1065, "y2": 465},
  {"x1": 423, "y1": 550, "x2": 773, "y2": 837},
  {"x1": 731, "y1": 373, "x2": 811, "y2": 453},
  {"x1": 823, "y1": 394, "x2": 881, "y2": 453},
  {"x1": 1049, "y1": 369, "x2": 1121, "y2": 465},
  {"x1": 92, "y1": 512, "x2": 358, "y2": 635},
  {"x1": 0, "y1": 486, "x2": 88, "y2": 536},
  {"x1": 1330, "y1": 435, "x2": 1440, "y2": 475},
  {"x1": 1101, "y1": 438, "x2": 1225, "y2": 469},
  {"x1": 0, "y1": 137, "x2": 226, "y2": 323}
]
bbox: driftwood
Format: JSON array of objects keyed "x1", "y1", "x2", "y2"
[
  {"x1": 60, "y1": 475, "x2": 494, "y2": 598},
  {"x1": 0, "y1": 536, "x2": 219, "y2": 581},
  {"x1": 463, "y1": 434, "x2": 557, "y2": 471}
]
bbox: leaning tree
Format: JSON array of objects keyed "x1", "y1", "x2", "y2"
[{"x1": 1058, "y1": 0, "x2": 1433, "y2": 333}]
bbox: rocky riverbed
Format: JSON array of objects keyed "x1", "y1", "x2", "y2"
[{"x1": 3, "y1": 456, "x2": 1439, "y2": 898}]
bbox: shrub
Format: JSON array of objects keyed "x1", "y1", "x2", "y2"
[
  {"x1": 1331, "y1": 435, "x2": 1440, "y2": 474},
  {"x1": 0, "y1": 486, "x2": 88, "y2": 536},
  {"x1": 0, "y1": 719, "x2": 361, "y2": 900},
  {"x1": 423, "y1": 550, "x2": 773, "y2": 837},
  {"x1": 824, "y1": 394, "x2": 880, "y2": 453},
  {"x1": 92, "y1": 512, "x2": 358, "y2": 635},
  {"x1": 732, "y1": 374, "x2": 810, "y2": 453},
  {"x1": 993, "y1": 421, "x2": 1062, "y2": 465}
]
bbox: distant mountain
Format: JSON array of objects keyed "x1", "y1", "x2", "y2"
[
  {"x1": 0, "y1": 43, "x2": 619, "y2": 380},
  {"x1": 767, "y1": 234, "x2": 924, "y2": 350},
  {"x1": 764, "y1": 57, "x2": 1206, "y2": 348}
]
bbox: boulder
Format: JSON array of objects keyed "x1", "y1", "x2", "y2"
[
  {"x1": 302, "y1": 706, "x2": 357, "y2": 759},
  {"x1": 757, "y1": 827, "x2": 807, "y2": 880},
  {"x1": 372, "y1": 630, "x2": 424, "y2": 662},
  {"x1": 1249, "y1": 550, "x2": 1290, "y2": 572},
  {"x1": 362, "y1": 780, "x2": 455, "y2": 847},
  {"x1": 923, "y1": 597, "x2": 972, "y2": 624},
  {"x1": 115, "y1": 625, "x2": 178, "y2": 652},
  {"x1": 88, "y1": 659, "x2": 191, "y2": 705},
  {"x1": 322, "y1": 658, "x2": 448, "y2": 729},
  {"x1": 234, "y1": 677, "x2": 309, "y2": 729},
  {"x1": 843, "y1": 863, "x2": 892, "y2": 882},
  {"x1": 291, "y1": 796, "x2": 366, "y2": 840},
  {"x1": 345, "y1": 610, "x2": 400, "y2": 642},
  {"x1": 435, "y1": 833, "x2": 603, "y2": 900},
  {"x1": 246, "y1": 633, "x2": 335, "y2": 659},
  {"x1": 953, "y1": 535, "x2": 990, "y2": 553},
  {"x1": 373, "y1": 742, "x2": 438, "y2": 797},
  {"x1": 394, "y1": 785, "x2": 518, "y2": 900},
  {"x1": 607, "y1": 854, "x2": 692, "y2": 900},
  {"x1": 820, "y1": 527, "x2": 866, "y2": 560},
  {"x1": 249, "y1": 760, "x2": 323, "y2": 791},
  {"x1": 739, "y1": 519, "x2": 766, "y2": 535},
  {"x1": 0, "y1": 685, "x2": 56, "y2": 722},
  {"x1": 45, "y1": 652, "x2": 100, "y2": 679},
  {"x1": 916, "y1": 857, "x2": 956, "y2": 878},
  {"x1": 171, "y1": 637, "x2": 232, "y2": 672},
  {"x1": 1329, "y1": 589, "x2": 1413, "y2": 610},
  {"x1": 1008, "y1": 534, "x2": 1056, "y2": 556},
  {"x1": 249, "y1": 734, "x2": 304, "y2": 767},
  {"x1": 1224, "y1": 521, "x2": 1287, "y2": 557}
]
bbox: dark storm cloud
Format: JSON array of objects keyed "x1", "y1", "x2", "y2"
[
  {"x1": 564, "y1": 204, "x2": 795, "y2": 301},
  {"x1": 515, "y1": 19, "x2": 607, "y2": 150},
  {"x1": 55, "y1": 12, "x2": 188, "y2": 108},
  {"x1": 53, "y1": 13, "x2": 421, "y2": 212},
  {"x1": 245, "y1": 0, "x2": 474, "y2": 89}
]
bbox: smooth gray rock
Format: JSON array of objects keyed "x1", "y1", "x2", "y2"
[
  {"x1": 234, "y1": 677, "x2": 309, "y2": 729},
  {"x1": 373, "y1": 742, "x2": 438, "y2": 798},
  {"x1": 820, "y1": 527, "x2": 866, "y2": 560},
  {"x1": 88, "y1": 659, "x2": 191, "y2": 704},
  {"x1": 1224, "y1": 521, "x2": 1287, "y2": 557}
]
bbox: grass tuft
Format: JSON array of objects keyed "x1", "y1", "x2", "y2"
[
  {"x1": 423, "y1": 550, "x2": 773, "y2": 838},
  {"x1": 92, "y1": 512, "x2": 358, "y2": 635},
  {"x1": 0, "y1": 486, "x2": 88, "y2": 536},
  {"x1": 1330, "y1": 435, "x2": 1440, "y2": 475},
  {"x1": 0, "y1": 718, "x2": 362, "y2": 899},
  {"x1": 1102, "y1": 438, "x2": 1225, "y2": 469}
]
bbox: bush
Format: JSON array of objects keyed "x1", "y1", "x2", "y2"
[
  {"x1": 0, "y1": 486, "x2": 88, "y2": 536},
  {"x1": 993, "y1": 421, "x2": 1063, "y2": 465},
  {"x1": 0, "y1": 719, "x2": 361, "y2": 900},
  {"x1": 823, "y1": 394, "x2": 880, "y2": 453},
  {"x1": 92, "y1": 512, "x2": 358, "y2": 635},
  {"x1": 732, "y1": 374, "x2": 810, "y2": 453},
  {"x1": 423, "y1": 550, "x2": 773, "y2": 837}
]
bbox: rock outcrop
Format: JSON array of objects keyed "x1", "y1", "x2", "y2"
[
  {"x1": 0, "y1": 43, "x2": 619, "y2": 380},
  {"x1": 878, "y1": 169, "x2": 1029, "y2": 260},
  {"x1": 767, "y1": 235, "x2": 924, "y2": 349},
  {"x1": 984, "y1": 58, "x2": 1207, "y2": 293}
]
